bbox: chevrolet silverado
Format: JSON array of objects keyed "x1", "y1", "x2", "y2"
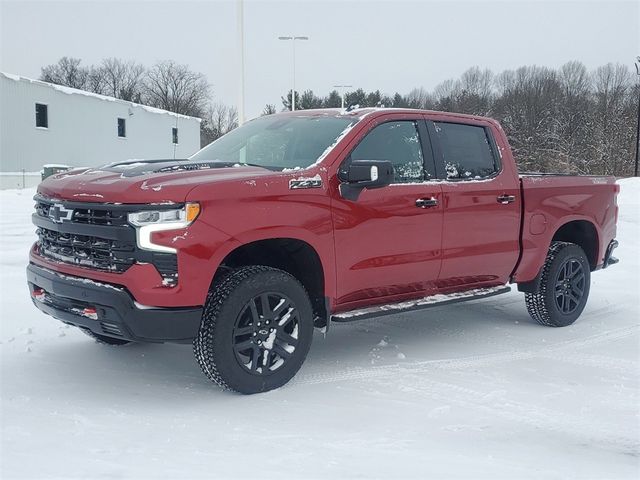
[{"x1": 27, "y1": 108, "x2": 620, "y2": 393}]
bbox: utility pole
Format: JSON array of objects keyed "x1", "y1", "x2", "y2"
[
  {"x1": 333, "y1": 84, "x2": 353, "y2": 109},
  {"x1": 237, "y1": 0, "x2": 245, "y2": 125},
  {"x1": 635, "y1": 56, "x2": 640, "y2": 177},
  {"x1": 278, "y1": 36, "x2": 309, "y2": 111}
]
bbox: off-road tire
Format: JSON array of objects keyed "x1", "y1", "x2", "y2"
[
  {"x1": 194, "y1": 265, "x2": 314, "y2": 394},
  {"x1": 525, "y1": 241, "x2": 591, "y2": 327},
  {"x1": 81, "y1": 328, "x2": 132, "y2": 346}
]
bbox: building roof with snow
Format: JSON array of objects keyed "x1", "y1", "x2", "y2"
[{"x1": 0, "y1": 72, "x2": 202, "y2": 173}]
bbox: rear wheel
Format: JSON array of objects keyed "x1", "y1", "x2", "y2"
[
  {"x1": 525, "y1": 241, "x2": 591, "y2": 327},
  {"x1": 194, "y1": 266, "x2": 314, "y2": 394}
]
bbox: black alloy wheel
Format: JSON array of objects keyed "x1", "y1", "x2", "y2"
[
  {"x1": 194, "y1": 265, "x2": 314, "y2": 394},
  {"x1": 524, "y1": 241, "x2": 591, "y2": 327},
  {"x1": 232, "y1": 293, "x2": 300, "y2": 375},
  {"x1": 554, "y1": 258, "x2": 586, "y2": 315}
]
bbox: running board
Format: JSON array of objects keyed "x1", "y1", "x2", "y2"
[{"x1": 331, "y1": 286, "x2": 511, "y2": 322}]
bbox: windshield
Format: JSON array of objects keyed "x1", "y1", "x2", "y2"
[{"x1": 190, "y1": 115, "x2": 358, "y2": 171}]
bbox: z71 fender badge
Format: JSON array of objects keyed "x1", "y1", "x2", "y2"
[{"x1": 289, "y1": 175, "x2": 323, "y2": 190}]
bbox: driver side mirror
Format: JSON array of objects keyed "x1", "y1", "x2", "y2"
[{"x1": 338, "y1": 160, "x2": 394, "y2": 200}]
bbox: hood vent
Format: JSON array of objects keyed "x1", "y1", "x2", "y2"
[{"x1": 104, "y1": 159, "x2": 243, "y2": 177}]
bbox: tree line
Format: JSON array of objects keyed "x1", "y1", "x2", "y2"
[
  {"x1": 41, "y1": 58, "x2": 637, "y2": 176},
  {"x1": 40, "y1": 57, "x2": 237, "y2": 146},
  {"x1": 270, "y1": 62, "x2": 638, "y2": 176}
]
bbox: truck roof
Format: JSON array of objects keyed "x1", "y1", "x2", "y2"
[{"x1": 271, "y1": 107, "x2": 497, "y2": 125}]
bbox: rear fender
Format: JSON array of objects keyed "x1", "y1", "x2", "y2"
[{"x1": 515, "y1": 215, "x2": 602, "y2": 286}]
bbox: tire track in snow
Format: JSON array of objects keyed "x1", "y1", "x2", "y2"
[
  {"x1": 297, "y1": 325, "x2": 640, "y2": 453},
  {"x1": 296, "y1": 325, "x2": 639, "y2": 385},
  {"x1": 383, "y1": 302, "x2": 629, "y2": 358},
  {"x1": 539, "y1": 351, "x2": 638, "y2": 375},
  {"x1": 397, "y1": 377, "x2": 639, "y2": 454}
]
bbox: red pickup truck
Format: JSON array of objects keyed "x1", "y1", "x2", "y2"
[{"x1": 27, "y1": 108, "x2": 619, "y2": 393}]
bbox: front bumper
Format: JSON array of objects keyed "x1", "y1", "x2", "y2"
[{"x1": 27, "y1": 263, "x2": 203, "y2": 343}]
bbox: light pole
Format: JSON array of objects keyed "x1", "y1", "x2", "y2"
[
  {"x1": 634, "y1": 56, "x2": 640, "y2": 177},
  {"x1": 278, "y1": 35, "x2": 309, "y2": 111},
  {"x1": 237, "y1": 0, "x2": 245, "y2": 125},
  {"x1": 333, "y1": 84, "x2": 353, "y2": 109}
]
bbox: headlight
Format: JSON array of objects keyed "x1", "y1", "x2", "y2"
[
  {"x1": 128, "y1": 202, "x2": 200, "y2": 253},
  {"x1": 128, "y1": 203, "x2": 200, "y2": 227}
]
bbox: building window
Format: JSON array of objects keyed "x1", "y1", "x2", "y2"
[
  {"x1": 35, "y1": 103, "x2": 48, "y2": 128},
  {"x1": 172, "y1": 127, "x2": 179, "y2": 144},
  {"x1": 117, "y1": 118, "x2": 126, "y2": 138}
]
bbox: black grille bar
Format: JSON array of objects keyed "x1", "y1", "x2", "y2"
[{"x1": 37, "y1": 227, "x2": 135, "y2": 272}]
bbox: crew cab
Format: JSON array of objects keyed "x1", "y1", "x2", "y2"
[{"x1": 27, "y1": 108, "x2": 620, "y2": 394}]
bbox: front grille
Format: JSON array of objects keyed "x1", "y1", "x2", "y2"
[
  {"x1": 36, "y1": 227, "x2": 136, "y2": 272},
  {"x1": 33, "y1": 197, "x2": 179, "y2": 285},
  {"x1": 35, "y1": 201, "x2": 128, "y2": 226}
]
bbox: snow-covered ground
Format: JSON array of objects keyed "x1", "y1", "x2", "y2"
[{"x1": 1, "y1": 180, "x2": 639, "y2": 479}]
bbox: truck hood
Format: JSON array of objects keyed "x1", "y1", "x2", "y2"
[{"x1": 37, "y1": 159, "x2": 276, "y2": 204}]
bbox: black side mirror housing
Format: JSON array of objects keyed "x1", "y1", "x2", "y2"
[{"x1": 338, "y1": 160, "x2": 394, "y2": 200}]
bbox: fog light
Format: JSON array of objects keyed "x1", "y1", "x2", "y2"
[
  {"x1": 32, "y1": 288, "x2": 46, "y2": 302},
  {"x1": 82, "y1": 307, "x2": 98, "y2": 320}
]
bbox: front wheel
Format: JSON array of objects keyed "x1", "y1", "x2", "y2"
[
  {"x1": 194, "y1": 266, "x2": 314, "y2": 394},
  {"x1": 525, "y1": 241, "x2": 591, "y2": 327}
]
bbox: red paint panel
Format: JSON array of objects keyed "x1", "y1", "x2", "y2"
[
  {"x1": 332, "y1": 183, "x2": 443, "y2": 306},
  {"x1": 438, "y1": 177, "x2": 520, "y2": 287}
]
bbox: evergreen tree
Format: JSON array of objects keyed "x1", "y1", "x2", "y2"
[
  {"x1": 323, "y1": 90, "x2": 343, "y2": 108},
  {"x1": 262, "y1": 104, "x2": 277, "y2": 115}
]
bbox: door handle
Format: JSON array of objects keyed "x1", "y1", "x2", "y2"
[
  {"x1": 497, "y1": 194, "x2": 516, "y2": 204},
  {"x1": 415, "y1": 197, "x2": 438, "y2": 208}
]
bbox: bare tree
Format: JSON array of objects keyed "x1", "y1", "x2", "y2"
[
  {"x1": 405, "y1": 87, "x2": 433, "y2": 109},
  {"x1": 491, "y1": 66, "x2": 564, "y2": 172},
  {"x1": 86, "y1": 66, "x2": 106, "y2": 95},
  {"x1": 143, "y1": 61, "x2": 211, "y2": 117},
  {"x1": 554, "y1": 61, "x2": 593, "y2": 173},
  {"x1": 432, "y1": 79, "x2": 458, "y2": 102},
  {"x1": 200, "y1": 103, "x2": 238, "y2": 146},
  {"x1": 460, "y1": 67, "x2": 494, "y2": 99},
  {"x1": 92, "y1": 58, "x2": 146, "y2": 102},
  {"x1": 590, "y1": 63, "x2": 635, "y2": 175},
  {"x1": 40, "y1": 57, "x2": 89, "y2": 89}
]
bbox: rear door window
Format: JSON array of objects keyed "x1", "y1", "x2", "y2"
[{"x1": 433, "y1": 122, "x2": 498, "y2": 180}]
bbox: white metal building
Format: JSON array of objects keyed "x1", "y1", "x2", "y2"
[{"x1": 0, "y1": 72, "x2": 201, "y2": 187}]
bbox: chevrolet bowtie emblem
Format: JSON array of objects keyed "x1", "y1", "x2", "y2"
[{"x1": 48, "y1": 203, "x2": 74, "y2": 223}]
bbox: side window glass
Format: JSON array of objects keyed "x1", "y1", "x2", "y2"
[
  {"x1": 351, "y1": 121, "x2": 424, "y2": 183},
  {"x1": 433, "y1": 122, "x2": 498, "y2": 180}
]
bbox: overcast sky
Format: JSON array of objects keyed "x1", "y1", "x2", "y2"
[{"x1": 1, "y1": 0, "x2": 638, "y2": 119}]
